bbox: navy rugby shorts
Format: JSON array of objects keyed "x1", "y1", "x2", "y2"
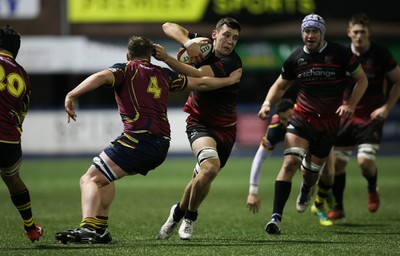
[
  {"x1": 0, "y1": 142, "x2": 22, "y2": 168},
  {"x1": 104, "y1": 133, "x2": 170, "y2": 176}
]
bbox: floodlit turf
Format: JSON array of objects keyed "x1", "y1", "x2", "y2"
[{"x1": 0, "y1": 156, "x2": 399, "y2": 256}]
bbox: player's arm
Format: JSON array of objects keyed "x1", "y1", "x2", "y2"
[
  {"x1": 186, "y1": 68, "x2": 242, "y2": 91},
  {"x1": 162, "y1": 22, "x2": 190, "y2": 46},
  {"x1": 247, "y1": 120, "x2": 282, "y2": 214},
  {"x1": 258, "y1": 75, "x2": 293, "y2": 121},
  {"x1": 247, "y1": 145, "x2": 267, "y2": 214},
  {"x1": 153, "y1": 43, "x2": 213, "y2": 78},
  {"x1": 65, "y1": 70, "x2": 113, "y2": 123},
  {"x1": 336, "y1": 67, "x2": 368, "y2": 119},
  {"x1": 20, "y1": 88, "x2": 31, "y2": 124},
  {"x1": 162, "y1": 22, "x2": 203, "y2": 64},
  {"x1": 371, "y1": 65, "x2": 400, "y2": 120}
]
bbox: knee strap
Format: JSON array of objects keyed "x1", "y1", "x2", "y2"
[
  {"x1": 302, "y1": 158, "x2": 323, "y2": 173},
  {"x1": 284, "y1": 147, "x2": 306, "y2": 161},
  {"x1": 92, "y1": 156, "x2": 117, "y2": 182},
  {"x1": 194, "y1": 147, "x2": 219, "y2": 175},
  {"x1": 196, "y1": 147, "x2": 219, "y2": 164},
  {"x1": 357, "y1": 143, "x2": 379, "y2": 160}
]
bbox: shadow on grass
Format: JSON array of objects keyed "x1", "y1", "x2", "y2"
[
  {"x1": 3, "y1": 244, "x2": 114, "y2": 251},
  {"x1": 335, "y1": 223, "x2": 388, "y2": 227},
  {"x1": 1, "y1": 238, "x2": 354, "y2": 253},
  {"x1": 334, "y1": 231, "x2": 400, "y2": 235},
  {"x1": 147, "y1": 238, "x2": 352, "y2": 247},
  {"x1": 332, "y1": 222, "x2": 400, "y2": 235}
]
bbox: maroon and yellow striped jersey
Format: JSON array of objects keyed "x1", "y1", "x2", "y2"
[
  {"x1": 0, "y1": 52, "x2": 31, "y2": 143},
  {"x1": 108, "y1": 60, "x2": 187, "y2": 141}
]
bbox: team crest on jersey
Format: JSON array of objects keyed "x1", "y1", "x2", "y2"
[{"x1": 297, "y1": 58, "x2": 306, "y2": 66}]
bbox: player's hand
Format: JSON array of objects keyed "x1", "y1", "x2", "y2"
[
  {"x1": 247, "y1": 193, "x2": 261, "y2": 213},
  {"x1": 258, "y1": 104, "x2": 271, "y2": 121},
  {"x1": 186, "y1": 43, "x2": 203, "y2": 65},
  {"x1": 65, "y1": 95, "x2": 77, "y2": 123},
  {"x1": 229, "y1": 68, "x2": 242, "y2": 84},
  {"x1": 336, "y1": 104, "x2": 354, "y2": 119},
  {"x1": 370, "y1": 106, "x2": 389, "y2": 122},
  {"x1": 152, "y1": 44, "x2": 168, "y2": 61}
]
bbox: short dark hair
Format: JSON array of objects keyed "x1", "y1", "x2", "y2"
[
  {"x1": 349, "y1": 13, "x2": 370, "y2": 28},
  {"x1": 216, "y1": 17, "x2": 241, "y2": 32},
  {"x1": 276, "y1": 98, "x2": 294, "y2": 113},
  {"x1": 127, "y1": 36, "x2": 154, "y2": 59},
  {"x1": 0, "y1": 25, "x2": 21, "y2": 58}
]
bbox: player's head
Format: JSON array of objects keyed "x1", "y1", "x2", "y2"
[
  {"x1": 276, "y1": 98, "x2": 294, "y2": 126},
  {"x1": 347, "y1": 13, "x2": 371, "y2": 50},
  {"x1": 215, "y1": 17, "x2": 241, "y2": 33},
  {"x1": 0, "y1": 25, "x2": 21, "y2": 59},
  {"x1": 127, "y1": 36, "x2": 154, "y2": 60},
  {"x1": 349, "y1": 13, "x2": 370, "y2": 28},
  {"x1": 301, "y1": 14, "x2": 325, "y2": 40},
  {"x1": 212, "y1": 17, "x2": 241, "y2": 57}
]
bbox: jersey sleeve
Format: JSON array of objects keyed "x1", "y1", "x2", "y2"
[
  {"x1": 281, "y1": 50, "x2": 299, "y2": 80},
  {"x1": 344, "y1": 48, "x2": 362, "y2": 75},
  {"x1": 107, "y1": 62, "x2": 128, "y2": 87},
  {"x1": 163, "y1": 68, "x2": 188, "y2": 92}
]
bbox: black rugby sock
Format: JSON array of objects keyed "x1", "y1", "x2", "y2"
[
  {"x1": 272, "y1": 181, "x2": 292, "y2": 217},
  {"x1": 332, "y1": 173, "x2": 346, "y2": 209}
]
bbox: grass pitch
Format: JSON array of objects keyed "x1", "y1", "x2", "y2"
[{"x1": 0, "y1": 155, "x2": 399, "y2": 256}]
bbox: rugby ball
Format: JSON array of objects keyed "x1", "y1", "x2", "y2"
[{"x1": 177, "y1": 37, "x2": 213, "y2": 64}]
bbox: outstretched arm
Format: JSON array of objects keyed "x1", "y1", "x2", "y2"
[
  {"x1": 186, "y1": 68, "x2": 242, "y2": 91},
  {"x1": 65, "y1": 70, "x2": 113, "y2": 123}
]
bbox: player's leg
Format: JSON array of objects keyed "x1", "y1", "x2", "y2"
[
  {"x1": 56, "y1": 154, "x2": 127, "y2": 244},
  {"x1": 94, "y1": 168, "x2": 116, "y2": 244},
  {"x1": 159, "y1": 161, "x2": 207, "y2": 240},
  {"x1": 297, "y1": 153, "x2": 325, "y2": 213},
  {"x1": 0, "y1": 143, "x2": 42, "y2": 242},
  {"x1": 316, "y1": 149, "x2": 335, "y2": 208},
  {"x1": 265, "y1": 133, "x2": 307, "y2": 234},
  {"x1": 80, "y1": 152, "x2": 129, "y2": 227},
  {"x1": 1, "y1": 170, "x2": 43, "y2": 242},
  {"x1": 188, "y1": 137, "x2": 220, "y2": 211},
  {"x1": 327, "y1": 148, "x2": 351, "y2": 220},
  {"x1": 178, "y1": 136, "x2": 220, "y2": 240},
  {"x1": 357, "y1": 143, "x2": 380, "y2": 212},
  {"x1": 158, "y1": 173, "x2": 192, "y2": 240},
  {"x1": 298, "y1": 130, "x2": 336, "y2": 214},
  {"x1": 311, "y1": 148, "x2": 335, "y2": 226}
]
